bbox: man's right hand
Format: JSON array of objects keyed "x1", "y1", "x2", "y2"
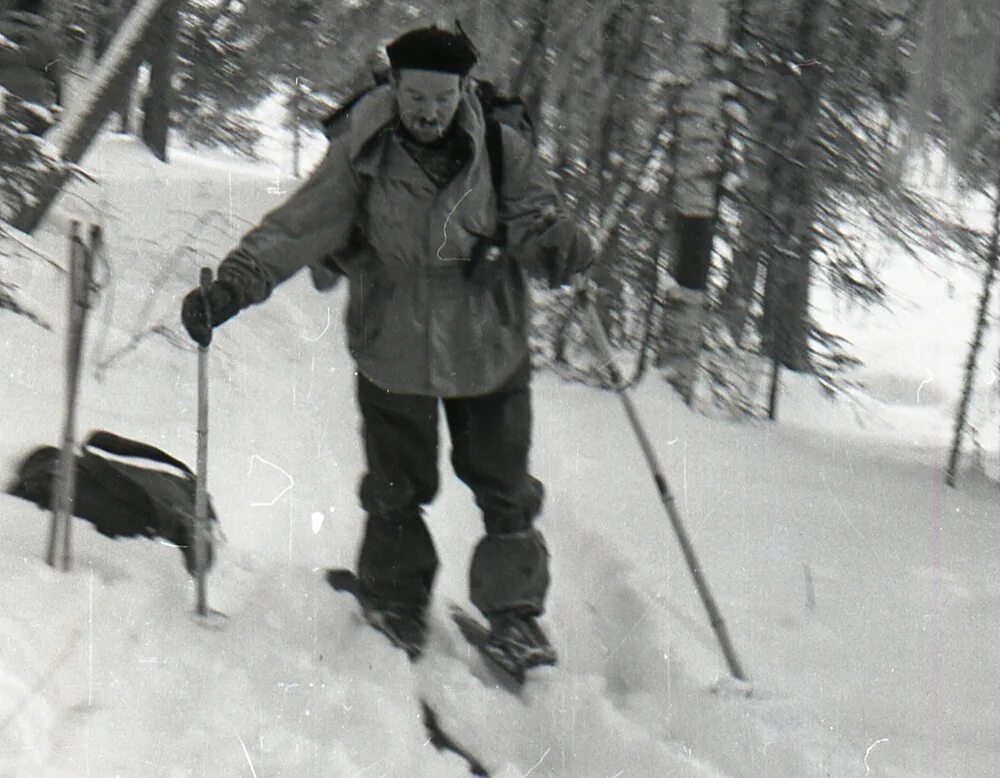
[{"x1": 181, "y1": 280, "x2": 241, "y2": 347}]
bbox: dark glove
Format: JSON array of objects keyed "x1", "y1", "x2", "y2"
[
  {"x1": 181, "y1": 279, "x2": 242, "y2": 347},
  {"x1": 539, "y1": 215, "x2": 596, "y2": 289}
]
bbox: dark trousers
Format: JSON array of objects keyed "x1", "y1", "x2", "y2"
[{"x1": 355, "y1": 359, "x2": 549, "y2": 617}]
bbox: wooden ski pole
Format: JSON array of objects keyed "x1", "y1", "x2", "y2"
[
  {"x1": 47, "y1": 222, "x2": 95, "y2": 571},
  {"x1": 193, "y1": 267, "x2": 212, "y2": 616},
  {"x1": 46, "y1": 225, "x2": 79, "y2": 567},
  {"x1": 583, "y1": 297, "x2": 749, "y2": 682},
  {"x1": 62, "y1": 226, "x2": 100, "y2": 570}
]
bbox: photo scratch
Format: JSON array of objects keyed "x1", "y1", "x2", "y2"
[
  {"x1": 436, "y1": 188, "x2": 475, "y2": 261},
  {"x1": 247, "y1": 454, "x2": 295, "y2": 506},
  {"x1": 238, "y1": 736, "x2": 259, "y2": 778},
  {"x1": 350, "y1": 756, "x2": 387, "y2": 777},
  {"x1": 302, "y1": 306, "x2": 333, "y2": 343},
  {"x1": 864, "y1": 738, "x2": 888, "y2": 775},
  {"x1": 607, "y1": 599, "x2": 656, "y2": 659},
  {"x1": 88, "y1": 569, "x2": 94, "y2": 706},
  {"x1": 916, "y1": 370, "x2": 933, "y2": 403},
  {"x1": 523, "y1": 746, "x2": 551, "y2": 777},
  {"x1": 228, "y1": 172, "x2": 235, "y2": 236}
]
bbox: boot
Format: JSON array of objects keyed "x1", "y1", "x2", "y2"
[
  {"x1": 483, "y1": 611, "x2": 558, "y2": 674},
  {"x1": 356, "y1": 583, "x2": 428, "y2": 660}
]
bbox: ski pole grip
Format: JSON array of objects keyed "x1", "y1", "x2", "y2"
[
  {"x1": 82, "y1": 224, "x2": 100, "y2": 309},
  {"x1": 199, "y1": 267, "x2": 213, "y2": 346}
]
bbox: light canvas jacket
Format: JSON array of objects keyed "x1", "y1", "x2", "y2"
[{"x1": 218, "y1": 84, "x2": 593, "y2": 397}]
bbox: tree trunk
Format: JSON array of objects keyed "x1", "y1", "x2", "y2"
[
  {"x1": 511, "y1": 0, "x2": 554, "y2": 124},
  {"x1": 628, "y1": 235, "x2": 671, "y2": 385},
  {"x1": 717, "y1": 0, "x2": 759, "y2": 343},
  {"x1": 117, "y1": 67, "x2": 138, "y2": 134},
  {"x1": 757, "y1": 0, "x2": 832, "y2": 372},
  {"x1": 657, "y1": 0, "x2": 728, "y2": 403},
  {"x1": 112, "y1": 1, "x2": 140, "y2": 134},
  {"x1": 12, "y1": 0, "x2": 177, "y2": 232},
  {"x1": 674, "y1": 0, "x2": 728, "y2": 264},
  {"x1": 761, "y1": 235, "x2": 815, "y2": 372},
  {"x1": 291, "y1": 79, "x2": 303, "y2": 179},
  {"x1": 946, "y1": 158, "x2": 1000, "y2": 487},
  {"x1": 767, "y1": 352, "x2": 781, "y2": 420},
  {"x1": 719, "y1": 217, "x2": 764, "y2": 344},
  {"x1": 141, "y1": 0, "x2": 181, "y2": 160}
]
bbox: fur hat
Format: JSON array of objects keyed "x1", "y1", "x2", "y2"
[{"x1": 385, "y1": 25, "x2": 478, "y2": 76}]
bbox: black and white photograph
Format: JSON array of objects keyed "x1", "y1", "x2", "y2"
[{"x1": 2, "y1": 1, "x2": 998, "y2": 775}]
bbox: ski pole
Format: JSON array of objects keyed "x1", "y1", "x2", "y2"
[
  {"x1": 47, "y1": 225, "x2": 80, "y2": 568},
  {"x1": 47, "y1": 222, "x2": 96, "y2": 571},
  {"x1": 582, "y1": 297, "x2": 749, "y2": 682},
  {"x1": 193, "y1": 266, "x2": 212, "y2": 616},
  {"x1": 63, "y1": 225, "x2": 100, "y2": 569}
]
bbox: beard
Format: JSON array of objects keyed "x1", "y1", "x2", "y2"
[{"x1": 407, "y1": 118, "x2": 446, "y2": 143}]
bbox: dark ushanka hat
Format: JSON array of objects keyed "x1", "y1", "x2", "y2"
[{"x1": 385, "y1": 25, "x2": 478, "y2": 76}]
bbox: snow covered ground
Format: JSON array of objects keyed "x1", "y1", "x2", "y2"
[{"x1": 2, "y1": 133, "x2": 999, "y2": 777}]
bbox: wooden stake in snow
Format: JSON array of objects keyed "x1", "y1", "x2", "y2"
[
  {"x1": 47, "y1": 222, "x2": 99, "y2": 571},
  {"x1": 194, "y1": 267, "x2": 212, "y2": 616}
]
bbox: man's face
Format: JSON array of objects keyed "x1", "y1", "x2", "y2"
[{"x1": 392, "y1": 68, "x2": 464, "y2": 144}]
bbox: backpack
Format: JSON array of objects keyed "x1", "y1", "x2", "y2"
[
  {"x1": 7, "y1": 430, "x2": 218, "y2": 575},
  {"x1": 308, "y1": 76, "x2": 534, "y2": 290}
]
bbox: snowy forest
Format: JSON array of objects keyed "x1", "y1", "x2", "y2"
[
  {"x1": 2, "y1": 0, "x2": 1000, "y2": 776},
  {"x1": 5, "y1": 0, "x2": 1000, "y2": 430}
]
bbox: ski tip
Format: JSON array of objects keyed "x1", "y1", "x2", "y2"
[
  {"x1": 420, "y1": 697, "x2": 492, "y2": 777},
  {"x1": 448, "y1": 604, "x2": 490, "y2": 646},
  {"x1": 447, "y1": 605, "x2": 531, "y2": 691}
]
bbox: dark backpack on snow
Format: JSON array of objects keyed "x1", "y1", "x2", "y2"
[{"x1": 7, "y1": 430, "x2": 217, "y2": 575}]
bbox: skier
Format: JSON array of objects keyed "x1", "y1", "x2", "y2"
[
  {"x1": 0, "y1": 0, "x2": 62, "y2": 135},
  {"x1": 180, "y1": 25, "x2": 594, "y2": 673}
]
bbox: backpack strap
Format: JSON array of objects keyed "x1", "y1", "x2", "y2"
[
  {"x1": 321, "y1": 85, "x2": 375, "y2": 140},
  {"x1": 484, "y1": 118, "x2": 504, "y2": 197},
  {"x1": 84, "y1": 431, "x2": 194, "y2": 477}
]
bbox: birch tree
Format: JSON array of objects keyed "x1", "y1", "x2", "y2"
[{"x1": 655, "y1": 0, "x2": 729, "y2": 403}]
